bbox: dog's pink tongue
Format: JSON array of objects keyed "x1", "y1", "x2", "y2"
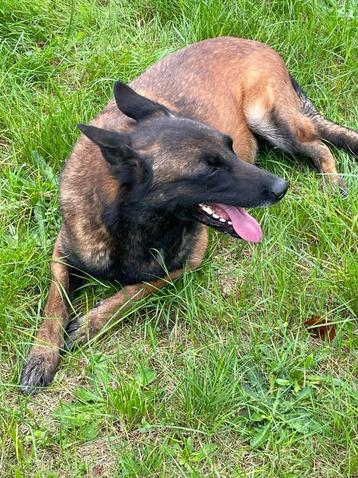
[{"x1": 217, "y1": 204, "x2": 263, "y2": 243}]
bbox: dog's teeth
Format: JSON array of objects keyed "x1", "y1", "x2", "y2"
[
  {"x1": 228, "y1": 221, "x2": 232, "y2": 225},
  {"x1": 199, "y1": 203, "x2": 203, "y2": 207},
  {"x1": 219, "y1": 217, "x2": 226, "y2": 223},
  {"x1": 212, "y1": 214, "x2": 219, "y2": 219}
]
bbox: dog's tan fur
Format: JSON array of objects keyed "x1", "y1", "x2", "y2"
[{"x1": 21, "y1": 37, "x2": 357, "y2": 393}]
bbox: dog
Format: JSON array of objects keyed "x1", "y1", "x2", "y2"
[{"x1": 20, "y1": 37, "x2": 357, "y2": 393}]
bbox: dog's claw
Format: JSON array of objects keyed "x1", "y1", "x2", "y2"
[
  {"x1": 323, "y1": 175, "x2": 348, "y2": 197},
  {"x1": 64, "y1": 319, "x2": 79, "y2": 350},
  {"x1": 64, "y1": 316, "x2": 92, "y2": 349},
  {"x1": 338, "y1": 178, "x2": 348, "y2": 197},
  {"x1": 20, "y1": 353, "x2": 58, "y2": 394}
]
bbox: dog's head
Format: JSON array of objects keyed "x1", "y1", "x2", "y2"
[{"x1": 79, "y1": 81, "x2": 288, "y2": 243}]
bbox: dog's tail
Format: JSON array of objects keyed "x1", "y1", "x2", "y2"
[{"x1": 290, "y1": 75, "x2": 358, "y2": 156}]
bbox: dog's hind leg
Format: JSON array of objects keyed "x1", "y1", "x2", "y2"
[
  {"x1": 20, "y1": 227, "x2": 71, "y2": 393},
  {"x1": 293, "y1": 138, "x2": 346, "y2": 193},
  {"x1": 66, "y1": 228, "x2": 208, "y2": 347},
  {"x1": 245, "y1": 102, "x2": 346, "y2": 192}
]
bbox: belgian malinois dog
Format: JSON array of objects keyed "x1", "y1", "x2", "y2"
[{"x1": 21, "y1": 37, "x2": 357, "y2": 393}]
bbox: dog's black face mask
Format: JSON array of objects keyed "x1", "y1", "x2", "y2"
[{"x1": 79, "y1": 81, "x2": 289, "y2": 243}]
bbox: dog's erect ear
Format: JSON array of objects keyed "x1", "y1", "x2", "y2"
[
  {"x1": 78, "y1": 123, "x2": 150, "y2": 186},
  {"x1": 78, "y1": 124, "x2": 136, "y2": 165},
  {"x1": 114, "y1": 81, "x2": 170, "y2": 121}
]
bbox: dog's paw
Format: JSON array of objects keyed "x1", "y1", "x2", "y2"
[
  {"x1": 337, "y1": 177, "x2": 348, "y2": 197},
  {"x1": 324, "y1": 175, "x2": 348, "y2": 197},
  {"x1": 20, "y1": 351, "x2": 59, "y2": 394},
  {"x1": 64, "y1": 316, "x2": 92, "y2": 350}
]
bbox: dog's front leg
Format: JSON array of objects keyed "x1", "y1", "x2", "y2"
[
  {"x1": 66, "y1": 226, "x2": 208, "y2": 346},
  {"x1": 20, "y1": 229, "x2": 70, "y2": 394},
  {"x1": 66, "y1": 269, "x2": 185, "y2": 347}
]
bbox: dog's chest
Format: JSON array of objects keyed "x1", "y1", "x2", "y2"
[{"x1": 108, "y1": 221, "x2": 200, "y2": 284}]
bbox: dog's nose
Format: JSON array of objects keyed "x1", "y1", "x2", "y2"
[{"x1": 271, "y1": 178, "x2": 289, "y2": 200}]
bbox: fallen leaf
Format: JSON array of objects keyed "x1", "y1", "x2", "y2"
[
  {"x1": 92, "y1": 464, "x2": 105, "y2": 476},
  {"x1": 304, "y1": 315, "x2": 336, "y2": 341}
]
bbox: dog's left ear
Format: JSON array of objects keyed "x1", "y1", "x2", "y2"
[
  {"x1": 78, "y1": 123, "x2": 136, "y2": 164},
  {"x1": 78, "y1": 124, "x2": 151, "y2": 186},
  {"x1": 114, "y1": 80, "x2": 171, "y2": 122}
]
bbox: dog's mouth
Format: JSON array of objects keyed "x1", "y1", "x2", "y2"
[{"x1": 192, "y1": 203, "x2": 262, "y2": 243}]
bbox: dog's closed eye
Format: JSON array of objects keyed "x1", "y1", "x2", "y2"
[
  {"x1": 204, "y1": 155, "x2": 228, "y2": 175},
  {"x1": 208, "y1": 165, "x2": 220, "y2": 176}
]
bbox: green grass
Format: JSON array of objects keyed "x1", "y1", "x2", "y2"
[{"x1": 0, "y1": 0, "x2": 357, "y2": 476}]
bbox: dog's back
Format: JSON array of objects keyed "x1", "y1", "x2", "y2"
[{"x1": 132, "y1": 37, "x2": 290, "y2": 133}]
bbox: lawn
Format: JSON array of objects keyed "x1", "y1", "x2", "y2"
[{"x1": 0, "y1": 0, "x2": 357, "y2": 476}]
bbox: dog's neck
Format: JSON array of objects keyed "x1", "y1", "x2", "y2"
[
  {"x1": 115, "y1": 203, "x2": 193, "y2": 235},
  {"x1": 100, "y1": 205, "x2": 201, "y2": 284}
]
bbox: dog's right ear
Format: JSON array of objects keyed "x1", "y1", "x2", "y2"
[
  {"x1": 78, "y1": 124, "x2": 148, "y2": 185},
  {"x1": 114, "y1": 81, "x2": 170, "y2": 121}
]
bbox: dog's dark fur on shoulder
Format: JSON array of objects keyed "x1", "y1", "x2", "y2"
[{"x1": 21, "y1": 37, "x2": 357, "y2": 394}]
